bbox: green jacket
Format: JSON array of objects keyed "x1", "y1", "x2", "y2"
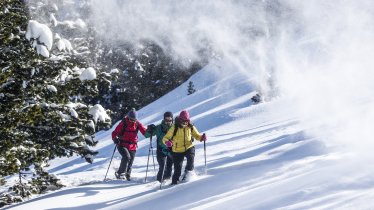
[{"x1": 144, "y1": 120, "x2": 173, "y2": 155}]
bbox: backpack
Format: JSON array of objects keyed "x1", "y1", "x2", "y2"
[
  {"x1": 119, "y1": 118, "x2": 139, "y2": 135},
  {"x1": 118, "y1": 118, "x2": 139, "y2": 145}
]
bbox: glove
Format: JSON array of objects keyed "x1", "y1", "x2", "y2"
[
  {"x1": 147, "y1": 124, "x2": 156, "y2": 133},
  {"x1": 165, "y1": 140, "x2": 173, "y2": 147},
  {"x1": 113, "y1": 136, "x2": 120, "y2": 144},
  {"x1": 201, "y1": 133, "x2": 207, "y2": 142}
]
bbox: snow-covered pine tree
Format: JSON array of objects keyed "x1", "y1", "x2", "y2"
[
  {"x1": 26, "y1": 0, "x2": 206, "y2": 124},
  {"x1": 187, "y1": 81, "x2": 196, "y2": 95},
  {"x1": 0, "y1": 0, "x2": 110, "y2": 206},
  {"x1": 101, "y1": 41, "x2": 204, "y2": 122}
]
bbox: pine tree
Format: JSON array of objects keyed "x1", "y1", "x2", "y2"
[
  {"x1": 0, "y1": 0, "x2": 110, "y2": 206},
  {"x1": 187, "y1": 81, "x2": 197, "y2": 95},
  {"x1": 24, "y1": 0, "x2": 208, "y2": 126},
  {"x1": 100, "y1": 41, "x2": 203, "y2": 122}
]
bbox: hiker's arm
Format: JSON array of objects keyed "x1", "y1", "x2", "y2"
[
  {"x1": 138, "y1": 122, "x2": 147, "y2": 136},
  {"x1": 192, "y1": 126, "x2": 203, "y2": 141},
  {"x1": 111, "y1": 121, "x2": 123, "y2": 140},
  {"x1": 144, "y1": 124, "x2": 157, "y2": 138},
  {"x1": 162, "y1": 126, "x2": 174, "y2": 144}
]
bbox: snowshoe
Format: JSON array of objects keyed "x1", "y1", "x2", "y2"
[
  {"x1": 182, "y1": 170, "x2": 196, "y2": 182},
  {"x1": 170, "y1": 181, "x2": 178, "y2": 186},
  {"x1": 125, "y1": 173, "x2": 131, "y2": 181},
  {"x1": 115, "y1": 172, "x2": 125, "y2": 179},
  {"x1": 158, "y1": 175, "x2": 171, "y2": 183}
]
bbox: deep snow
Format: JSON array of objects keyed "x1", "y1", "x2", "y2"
[{"x1": 5, "y1": 60, "x2": 374, "y2": 210}]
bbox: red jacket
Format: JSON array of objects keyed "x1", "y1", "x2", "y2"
[{"x1": 112, "y1": 117, "x2": 146, "y2": 151}]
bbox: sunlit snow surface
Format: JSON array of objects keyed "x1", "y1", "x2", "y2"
[{"x1": 7, "y1": 60, "x2": 374, "y2": 210}]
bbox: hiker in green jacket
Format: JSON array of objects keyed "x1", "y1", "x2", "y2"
[{"x1": 145, "y1": 111, "x2": 174, "y2": 182}]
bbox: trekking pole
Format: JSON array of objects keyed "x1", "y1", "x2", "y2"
[
  {"x1": 151, "y1": 136, "x2": 156, "y2": 174},
  {"x1": 204, "y1": 141, "x2": 207, "y2": 175},
  {"x1": 144, "y1": 136, "x2": 153, "y2": 183},
  {"x1": 104, "y1": 145, "x2": 117, "y2": 181},
  {"x1": 159, "y1": 155, "x2": 168, "y2": 189}
]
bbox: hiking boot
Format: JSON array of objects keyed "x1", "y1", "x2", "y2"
[
  {"x1": 157, "y1": 177, "x2": 162, "y2": 183},
  {"x1": 171, "y1": 178, "x2": 178, "y2": 185},
  {"x1": 114, "y1": 172, "x2": 122, "y2": 179},
  {"x1": 158, "y1": 175, "x2": 171, "y2": 183},
  {"x1": 125, "y1": 173, "x2": 131, "y2": 181}
]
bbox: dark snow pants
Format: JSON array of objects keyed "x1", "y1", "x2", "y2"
[
  {"x1": 117, "y1": 146, "x2": 136, "y2": 175},
  {"x1": 156, "y1": 149, "x2": 173, "y2": 182},
  {"x1": 172, "y1": 146, "x2": 195, "y2": 184}
]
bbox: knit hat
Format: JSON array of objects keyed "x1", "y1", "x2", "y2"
[
  {"x1": 127, "y1": 108, "x2": 137, "y2": 120},
  {"x1": 179, "y1": 110, "x2": 190, "y2": 122},
  {"x1": 163, "y1": 111, "x2": 173, "y2": 119}
]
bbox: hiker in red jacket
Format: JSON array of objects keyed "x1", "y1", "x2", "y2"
[{"x1": 112, "y1": 108, "x2": 147, "y2": 180}]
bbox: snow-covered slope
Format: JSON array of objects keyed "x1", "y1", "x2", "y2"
[{"x1": 7, "y1": 60, "x2": 374, "y2": 210}]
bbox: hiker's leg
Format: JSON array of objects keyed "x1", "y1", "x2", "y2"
[
  {"x1": 172, "y1": 152, "x2": 184, "y2": 184},
  {"x1": 117, "y1": 146, "x2": 131, "y2": 174},
  {"x1": 165, "y1": 153, "x2": 173, "y2": 178},
  {"x1": 156, "y1": 150, "x2": 165, "y2": 182},
  {"x1": 185, "y1": 146, "x2": 195, "y2": 171},
  {"x1": 126, "y1": 150, "x2": 136, "y2": 175}
]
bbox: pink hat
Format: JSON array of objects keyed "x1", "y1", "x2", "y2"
[{"x1": 179, "y1": 110, "x2": 190, "y2": 122}]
